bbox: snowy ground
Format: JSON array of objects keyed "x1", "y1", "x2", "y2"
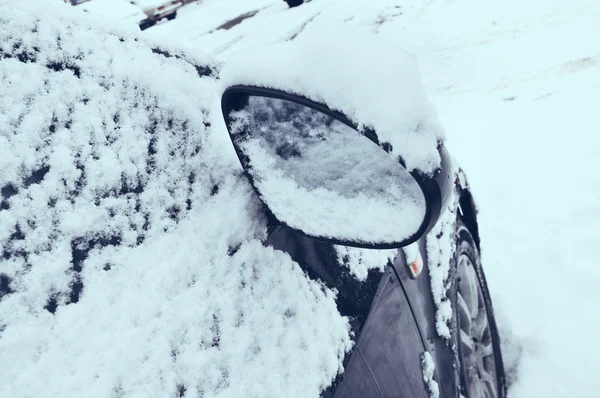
[
  {"x1": 146, "y1": 0, "x2": 600, "y2": 396},
  {"x1": 401, "y1": 2, "x2": 600, "y2": 396},
  {"x1": 7, "y1": 0, "x2": 600, "y2": 396}
]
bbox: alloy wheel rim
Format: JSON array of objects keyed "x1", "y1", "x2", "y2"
[{"x1": 457, "y1": 253, "x2": 498, "y2": 398}]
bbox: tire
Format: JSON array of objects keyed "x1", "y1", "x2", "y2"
[
  {"x1": 139, "y1": 20, "x2": 156, "y2": 31},
  {"x1": 166, "y1": 12, "x2": 177, "y2": 21},
  {"x1": 284, "y1": 0, "x2": 304, "y2": 7},
  {"x1": 454, "y1": 220, "x2": 507, "y2": 398}
]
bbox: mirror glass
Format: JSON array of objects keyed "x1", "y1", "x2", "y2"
[{"x1": 228, "y1": 95, "x2": 426, "y2": 246}]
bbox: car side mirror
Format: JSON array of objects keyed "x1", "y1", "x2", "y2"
[{"x1": 221, "y1": 86, "x2": 452, "y2": 249}]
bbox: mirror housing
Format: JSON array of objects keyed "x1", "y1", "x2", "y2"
[{"x1": 222, "y1": 85, "x2": 452, "y2": 249}]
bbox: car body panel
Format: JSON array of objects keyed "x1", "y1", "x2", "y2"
[
  {"x1": 333, "y1": 266, "x2": 430, "y2": 398},
  {"x1": 394, "y1": 238, "x2": 460, "y2": 397}
]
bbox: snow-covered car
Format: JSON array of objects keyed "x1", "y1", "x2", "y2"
[
  {"x1": 284, "y1": 0, "x2": 304, "y2": 8},
  {"x1": 0, "y1": 4, "x2": 505, "y2": 398},
  {"x1": 135, "y1": 0, "x2": 185, "y2": 30},
  {"x1": 136, "y1": 1, "x2": 199, "y2": 31},
  {"x1": 77, "y1": 0, "x2": 148, "y2": 26}
]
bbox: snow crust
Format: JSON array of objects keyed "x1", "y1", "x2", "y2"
[
  {"x1": 229, "y1": 96, "x2": 426, "y2": 245},
  {"x1": 219, "y1": 22, "x2": 445, "y2": 175},
  {"x1": 0, "y1": 4, "x2": 352, "y2": 397}
]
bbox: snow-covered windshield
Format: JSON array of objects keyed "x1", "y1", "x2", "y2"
[{"x1": 229, "y1": 96, "x2": 426, "y2": 245}]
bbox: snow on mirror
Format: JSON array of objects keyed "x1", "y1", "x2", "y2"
[{"x1": 228, "y1": 95, "x2": 427, "y2": 247}]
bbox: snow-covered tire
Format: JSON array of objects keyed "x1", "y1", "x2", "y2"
[{"x1": 454, "y1": 219, "x2": 507, "y2": 398}]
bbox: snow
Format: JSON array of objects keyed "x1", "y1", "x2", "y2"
[
  {"x1": 150, "y1": 0, "x2": 600, "y2": 396},
  {"x1": 3, "y1": 0, "x2": 600, "y2": 397},
  {"x1": 78, "y1": 0, "x2": 147, "y2": 25},
  {"x1": 335, "y1": 246, "x2": 396, "y2": 281},
  {"x1": 220, "y1": 22, "x2": 444, "y2": 174},
  {"x1": 0, "y1": 3, "x2": 351, "y2": 397},
  {"x1": 421, "y1": 351, "x2": 440, "y2": 398},
  {"x1": 133, "y1": 0, "x2": 176, "y2": 9},
  {"x1": 425, "y1": 202, "x2": 458, "y2": 340},
  {"x1": 402, "y1": 1, "x2": 600, "y2": 395},
  {"x1": 403, "y1": 242, "x2": 423, "y2": 278},
  {"x1": 228, "y1": 95, "x2": 426, "y2": 245},
  {"x1": 147, "y1": 0, "x2": 308, "y2": 55}
]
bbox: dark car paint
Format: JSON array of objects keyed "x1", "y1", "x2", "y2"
[
  {"x1": 333, "y1": 267, "x2": 430, "y2": 398},
  {"x1": 398, "y1": 237, "x2": 461, "y2": 397},
  {"x1": 332, "y1": 235, "x2": 463, "y2": 398},
  {"x1": 265, "y1": 219, "x2": 467, "y2": 397}
]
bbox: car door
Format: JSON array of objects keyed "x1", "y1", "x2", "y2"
[{"x1": 332, "y1": 264, "x2": 431, "y2": 398}]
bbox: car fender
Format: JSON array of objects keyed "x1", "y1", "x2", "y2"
[{"x1": 333, "y1": 265, "x2": 431, "y2": 398}]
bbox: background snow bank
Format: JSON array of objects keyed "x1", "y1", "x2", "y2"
[{"x1": 0, "y1": 4, "x2": 351, "y2": 397}]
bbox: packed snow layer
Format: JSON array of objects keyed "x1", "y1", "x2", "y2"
[{"x1": 0, "y1": 3, "x2": 352, "y2": 397}]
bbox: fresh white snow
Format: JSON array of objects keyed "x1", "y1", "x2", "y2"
[
  {"x1": 220, "y1": 22, "x2": 445, "y2": 174},
  {"x1": 421, "y1": 351, "x2": 440, "y2": 398},
  {"x1": 3, "y1": 0, "x2": 600, "y2": 397},
  {"x1": 425, "y1": 204, "x2": 458, "y2": 340},
  {"x1": 0, "y1": 3, "x2": 351, "y2": 397},
  {"x1": 335, "y1": 246, "x2": 396, "y2": 281},
  {"x1": 78, "y1": 0, "x2": 147, "y2": 25},
  {"x1": 151, "y1": 0, "x2": 600, "y2": 396},
  {"x1": 227, "y1": 95, "x2": 426, "y2": 245}
]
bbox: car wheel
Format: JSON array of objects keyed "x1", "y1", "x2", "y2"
[
  {"x1": 454, "y1": 220, "x2": 507, "y2": 398},
  {"x1": 139, "y1": 19, "x2": 156, "y2": 31},
  {"x1": 284, "y1": 0, "x2": 304, "y2": 7}
]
